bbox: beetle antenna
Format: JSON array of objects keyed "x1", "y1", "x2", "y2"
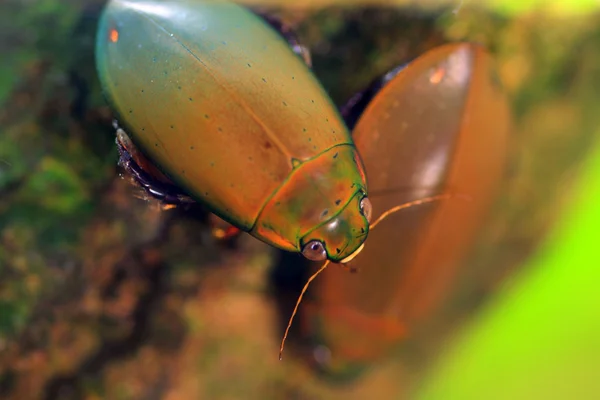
[
  {"x1": 279, "y1": 260, "x2": 330, "y2": 360},
  {"x1": 371, "y1": 193, "x2": 472, "y2": 230},
  {"x1": 278, "y1": 193, "x2": 469, "y2": 359}
]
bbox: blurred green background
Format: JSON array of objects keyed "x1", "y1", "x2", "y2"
[{"x1": 1, "y1": 0, "x2": 599, "y2": 399}]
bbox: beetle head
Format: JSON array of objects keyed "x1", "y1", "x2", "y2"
[{"x1": 299, "y1": 192, "x2": 371, "y2": 263}]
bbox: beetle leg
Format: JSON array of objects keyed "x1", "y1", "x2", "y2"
[
  {"x1": 114, "y1": 122, "x2": 242, "y2": 239},
  {"x1": 255, "y1": 11, "x2": 312, "y2": 67},
  {"x1": 208, "y1": 214, "x2": 242, "y2": 240},
  {"x1": 340, "y1": 63, "x2": 409, "y2": 130},
  {"x1": 114, "y1": 122, "x2": 194, "y2": 207}
]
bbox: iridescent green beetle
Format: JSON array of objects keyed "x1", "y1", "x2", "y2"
[{"x1": 96, "y1": 0, "x2": 372, "y2": 263}]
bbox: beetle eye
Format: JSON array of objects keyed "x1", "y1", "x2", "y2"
[
  {"x1": 302, "y1": 240, "x2": 327, "y2": 261},
  {"x1": 359, "y1": 196, "x2": 372, "y2": 222}
]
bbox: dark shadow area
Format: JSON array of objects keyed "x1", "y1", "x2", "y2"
[{"x1": 43, "y1": 214, "x2": 174, "y2": 400}]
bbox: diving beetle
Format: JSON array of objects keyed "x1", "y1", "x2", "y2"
[{"x1": 96, "y1": 0, "x2": 373, "y2": 266}]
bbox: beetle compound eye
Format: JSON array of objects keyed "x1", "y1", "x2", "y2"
[
  {"x1": 359, "y1": 196, "x2": 372, "y2": 222},
  {"x1": 302, "y1": 240, "x2": 327, "y2": 261}
]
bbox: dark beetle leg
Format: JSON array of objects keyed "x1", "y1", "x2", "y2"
[
  {"x1": 115, "y1": 123, "x2": 242, "y2": 239},
  {"x1": 340, "y1": 63, "x2": 409, "y2": 130},
  {"x1": 255, "y1": 11, "x2": 312, "y2": 67},
  {"x1": 115, "y1": 123, "x2": 194, "y2": 206}
]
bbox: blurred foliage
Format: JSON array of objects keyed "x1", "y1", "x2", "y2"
[
  {"x1": 243, "y1": 0, "x2": 600, "y2": 17},
  {"x1": 0, "y1": 0, "x2": 599, "y2": 399},
  {"x1": 0, "y1": 0, "x2": 115, "y2": 342},
  {"x1": 417, "y1": 126, "x2": 600, "y2": 400}
]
